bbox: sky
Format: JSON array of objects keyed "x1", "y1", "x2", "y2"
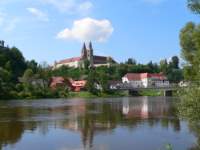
[{"x1": 0, "y1": 0, "x2": 199, "y2": 65}]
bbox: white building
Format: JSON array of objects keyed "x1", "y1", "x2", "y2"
[{"x1": 122, "y1": 73, "x2": 169, "y2": 88}]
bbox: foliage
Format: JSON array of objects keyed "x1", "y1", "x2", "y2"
[
  {"x1": 178, "y1": 86, "x2": 200, "y2": 122},
  {"x1": 180, "y1": 22, "x2": 200, "y2": 81},
  {"x1": 178, "y1": 3, "x2": 200, "y2": 149},
  {"x1": 125, "y1": 58, "x2": 136, "y2": 65},
  {"x1": 86, "y1": 69, "x2": 99, "y2": 95},
  {"x1": 188, "y1": 0, "x2": 200, "y2": 14},
  {"x1": 165, "y1": 144, "x2": 173, "y2": 150},
  {"x1": 0, "y1": 42, "x2": 184, "y2": 100}
]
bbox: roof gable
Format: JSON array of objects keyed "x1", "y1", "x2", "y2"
[{"x1": 124, "y1": 73, "x2": 167, "y2": 81}]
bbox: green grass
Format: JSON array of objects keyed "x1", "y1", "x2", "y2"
[
  {"x1": 138, "y1": 90, "x2": 164, "y2": 96},
  {"x1": 68, "y1": 91, "x2": 98, "y2": 98},
  {"x1": 68, "y1": 91, "x2": 129, "y2": 99}
]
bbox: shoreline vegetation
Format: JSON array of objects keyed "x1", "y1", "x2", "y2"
[
  {"x1": 3, "y1": 90, "x2": 168, "y2": 101},
  {"x1": 0, "y1": 44, "x2": 183, "y2": 100}
]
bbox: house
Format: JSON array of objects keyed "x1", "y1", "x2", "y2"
[
  {"x1": 122, "y1": 73, "x2": 169, "y2": 88},
  {"x1": 54, "y1": 42, "x2": 117, "y2": 69},
  {"x1": 50, "y1": 77, "x2": 87, "y2": 92},
  {"x1": 50, "y1": 77, "x2": 69, "y2": 90}
]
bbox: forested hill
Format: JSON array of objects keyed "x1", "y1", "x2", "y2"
[{"x1": 0, "y1": 44, "x2": 183, "y2": 99}]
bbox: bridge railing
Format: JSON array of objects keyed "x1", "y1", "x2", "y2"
[{"x1": 109, "y1": 83, "x2": 179, "y2": 90}]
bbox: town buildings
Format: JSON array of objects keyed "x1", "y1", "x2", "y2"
[
  {"x1": 54, "y1": 42, "x2": 117, "y2": 69},
  {"x1": 122, "y1": 73, "x2": 169, "y2": 88},
  {"x1": 50, "y1": 77, "x2": 87, "y2": 92}
]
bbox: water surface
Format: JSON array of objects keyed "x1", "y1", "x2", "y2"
[{"x1": 0, "y1": 97, "x2": 197, "y2": 150}]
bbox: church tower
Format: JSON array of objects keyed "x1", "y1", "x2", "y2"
[
  {"x1": 81, "y1": 42, "x2": 87, "y2": 59},
  {"x1": 87, "y1": 41, "x2": 94, "y2": 67}
]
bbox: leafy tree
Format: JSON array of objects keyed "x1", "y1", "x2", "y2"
[
  {"x1": 167, "y1": 69, "x2": 183, "y2": 83},
  {"x1": 26, "y1": 60, "x2": 38, "y2": 73},
  {"x1": 52, "y1": 66, "x2": 69, "y2": 77},
  {"x1": 188, "y1": 0, "x2": 200, "y2": 14},
  {"x1": 170, "y1": 56, "x2": 179, "y2": 69},
  {"x1": 22, "y1": 69, "x2": 34, "y2": 81},
  {"x1": 83, "y1": 59, "x2": 90, "y2": 69},
  {"x1": 86, "y1": 69, "x2": 98, "y2": 95},
  {"x1": 98, "y1": 71, "x2": 109, "y2": 93},
  {"x1": 180, "y1": 22, "x2": 200, "y2": 80},
  {"x1": 9, "y1": 47, "x2": 27, "y2": 81},
  {"x1": 125, "y1": 58, "x2": 136, "y2": 65},
  {"x1": 0, "y1": 68, "x2": 12, "y2": 99}
]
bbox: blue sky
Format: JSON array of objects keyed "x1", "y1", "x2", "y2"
[{"x1": 0, "y1": 0, "x2": 199, "y2": 65}]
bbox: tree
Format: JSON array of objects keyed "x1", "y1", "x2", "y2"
[
  {"x1": 9, "y1": 47, "x2": 27, "y2": 81},
  {"x1": 83, "y1": 59, "x2": 90, "y2": 69},
  {"x1": 0, "y1": 68, "x2": 12, "y2": 99},
  {"x1": 160, "y1": 59, "x2": 168, "y2": 74},
  {"x1": 167, "y1": 69, "x2": 183, "y2": 83},
  {"x1": 22, "y1": 69, "x2": 34, "y2": 82},
  {"x1": 178, "y1": 0, "x2": 200, "y2": 132},
  {"x1": 86, "y1": 69, "x2": 98, "y2": 95},
  {"x1": 125, "y1": 58, "x2": 136, "y2": 65},
  {"x1": 180, "y1": 22, "x2": 200, "y2": 80},
  {"x1": 188, "y1": 0, "x2": 200, "y2": 14},
  {"x1": 170, "y1": 56, "x2": 179, "y2": 69},
  {"x1": 98, "y1": 72, "x2": 109, "y2": 93},
  {"x1": 26, "y1": 60, "x2": 38, "y2": 73}
]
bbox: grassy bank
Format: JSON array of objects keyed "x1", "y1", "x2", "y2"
[
  {"x1": 2, "y1": 90, "x2": 169, "y2": 100},
  {"x1": 68, "y1": 90, "x2": 164, "y2": 99},
  {"x1": 138, "y1": 90, "x2": 164, "y2": 96},
  {"x1": 68, "y1": 91, "x2": 129, "y2": 99}
]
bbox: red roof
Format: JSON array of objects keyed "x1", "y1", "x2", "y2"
[
  {"x1": 50, "y1": 77, "x2": 65, "y2": 88},
  {"x1": 50, "y1": 77, "x2": 87, "y2": 92},
  {"x1": 72, "y1": 80, "x2": 87, "y2": 87},
  {"x1": 57, "y1": 57, "x2": 82, "y2": 64},
  {"x1": 124, "y1": 73, "x2": 167, "y2": 81}
]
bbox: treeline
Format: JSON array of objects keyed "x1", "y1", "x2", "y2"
[{"x1": 0, "y1": 44, "x2": 183, "y2": 99}]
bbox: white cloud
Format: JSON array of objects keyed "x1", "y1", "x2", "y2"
[
  {"x1": 57, "y1": 17, "x2": 114, "y2": 42},
  {"x1": 27, "y1": 7, "x2": 49, "y2": 22},
  {"x1": 42, "y1": 0, "x2": 93, "y2": 15}
]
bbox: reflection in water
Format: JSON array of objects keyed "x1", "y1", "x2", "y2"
[{"x1": 0, "y1": 97, "x2": 197, "y2": 150}]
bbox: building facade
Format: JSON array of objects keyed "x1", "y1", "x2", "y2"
[
  {"x1": 122, "y1": 73, "x2": 169, "y2": 88},
  {"x1": 54, "y1": 42, "x2": 116, "y2": 69},
  {"x1": 50, "y1": 77, "x2": 87, "y2": 92}
]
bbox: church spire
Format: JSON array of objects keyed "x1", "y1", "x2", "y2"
[
  {"x1": 81, "y1": 42, "x2": 87, "y2": 59},
  {"x1": 82, "y1": 42, "x2": 87, "y2": 51},
  {"x1": 88, "y1": 41, "x2": 94, "y2": 67},
  {"x1": 89, "y1": 41, "x2": 93, "y2": 50}
]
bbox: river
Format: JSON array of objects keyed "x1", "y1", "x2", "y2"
[{"x1": 0, "y1": 97, "x2": 197, "y2": 150}]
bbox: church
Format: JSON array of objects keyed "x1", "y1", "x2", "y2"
[{"x1": 54, "y1": 42, "x2": 117, "y2": 69}]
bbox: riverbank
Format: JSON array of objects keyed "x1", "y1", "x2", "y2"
[
  {"x1": 1, "y1": 90, "x2": 170, "y2": 100},
  {"x1": 68, "y1": 91, "x2": 129, "y2": 99},
  {"x1": 138, "y1": 90, "x2": 164, "y2": 96}
]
